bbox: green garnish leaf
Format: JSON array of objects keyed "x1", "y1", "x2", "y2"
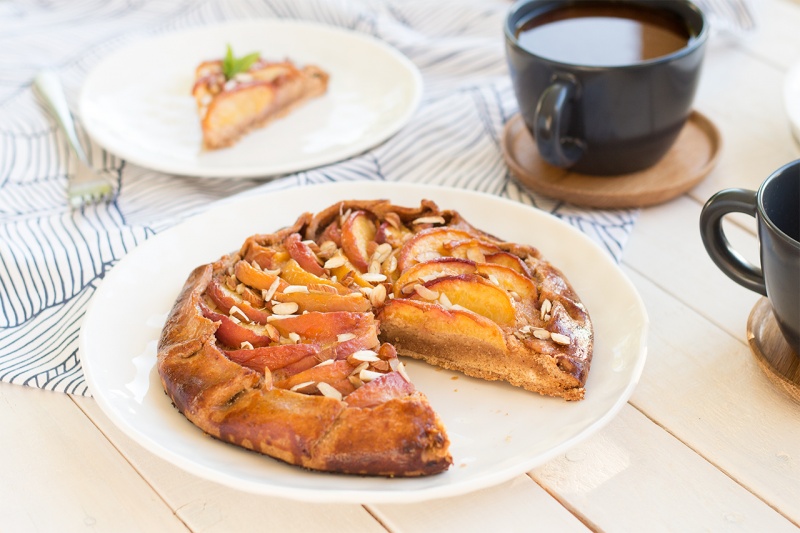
[{"x1": 222, "y1": 44, "x2": 260, "y2": 80}]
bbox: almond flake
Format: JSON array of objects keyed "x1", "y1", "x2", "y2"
[
  {"x1": 368, "y1": 260, "x2": 382, "y2": 275},
  {"x1": 266, "y1": 314, "x2": 291, "y2": 322},
  {"x1": 315, "y1": 358, "x2": 335, "y2": 367},
  {"x1": 264, "y1": 267, "x2": 281, "y2": 276},
  {"x1": 412, "y1": 216, "x2": 445, "y2": 225},
  {"x1": 263, "y1": 367, "x2": 273, "y2": 389},
  {"x1": 240, "y1": 341, "x2": 254, "y2": 350},
  {"x1": 438, "y1": 292, "x2": 453, "y2": 309},
  {"x1": 337, "y1": 333, "x2": 357, "y2": 342},
  {"x1": 324, "y1": 255, "x2": 346, "y2": 269},
  {"x1": 488, "y1": 274, "x2": 501, "y2": 287},
  {"x1": 228, "y1": 315, "x2": 242, "y2": 324},
  {"x1": 551, "y1": 333, "x2": 571, "y2": 345},
  {"x1": 361, "y1": 273, "x2": 387, "y2": 283},
  {"x1": 350, "y1": 350, "x2": 380, "y2": 362},
  {"x1": 350, "y1": 361, "x2": 369, "y2": 376},
  {"x1": 384, "y1": 255, "x2": 398, "y2": 274},
  {"x1": 396, "y1": 361, "x2": 411, "y2": 383},
  {"x1": 283, "y1": 285, "x2": 309, "y2": 294},
  {"x1": 414, "y1": 284, "x2": 439, "y2": 300},
  {"x1": 372, "y1": 243, "x2": 393, "y2": 263},
  {"x1": 272, "y1": 302, "x2": 299, "y2": 315},
  {"x1": 290, "y1": 381, "x2": 315, "y2": 392},
  {"x1": 229, "y1": 305, "x2": 249, "y2": 323},
  {"x1": 317, "y1": 382, "x2": 343, "y2": 401},
  {"x1": 370, "y1": 284, "x2": 387, "y2": 306},
  {"x1": 318, "y1": 241, "x2": 338, "y2": 259},
  {"x1": 359, "y1": 368, "x2": 384, "y2": 382},
  {"x1": 288, "y1": 332, "x2": 301, "y2": 343},
  {"x1": 348, "y1": 375, "x2": 364, "y2": 388},
  {"x1": 384, "y1": 212, "x2": 402, "y2": 230},
  {"x1": 540, "y1": 298, "x2": 552, "y2": 320},
  {"x1": 533, "y1": 329, "x2": 550, "y2": 340},
  {"x1": 263, "y1": 277, "x2": 280, "y2": 301}
]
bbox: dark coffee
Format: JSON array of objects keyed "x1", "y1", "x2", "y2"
[{"x1": 515, "y1": 3, "x2": 693, "y2": 66}]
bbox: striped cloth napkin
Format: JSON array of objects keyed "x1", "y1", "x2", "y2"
[{"x1": 0, "y1": 0, "x2": 643, "y2": 396}]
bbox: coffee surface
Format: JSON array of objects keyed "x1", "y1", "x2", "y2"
[{"x1": 515, "y1": 3, "x2": 692, "y2": 66}]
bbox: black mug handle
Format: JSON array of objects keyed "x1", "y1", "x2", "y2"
[
  {"x1": 534, "y1": 75, "x2": 584, "y2": 168},
  {"x1": 699, "y1": 188, "x2": 767, "y2": 296}
]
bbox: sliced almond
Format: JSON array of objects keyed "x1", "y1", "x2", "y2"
[
  {"x1": 317, "y1": 382, "x2": 343, "y2": 401},
  {"x1": 551, "y1": 332, "x2": 571, "y2": 345},
  {"x1": 540, "y1": 298, "x2": 552, "y2": 320},
  {"x1": 533, "y1": 329, "x2": 550, "y2": 340},
  {"x1": 337, "y1": 333, "x2": 356, "y2": 343},
  {"x1": 324, "y1": 255, "x2": 347, "y2": 269},
  {"x1": 412, "y1": 215, "x2": 445, "y2": 225},
  {"x1": 414, "y1": 284, "x2": 439, "y2": 301},
  {"x1": 229, "y1": 305, "x2": 250, "y2": 323},
  {"x1": 396, "y1": 361, "x2": 411, "y2": 383},
  {"x1": 359, "y1": 368, "x2": 384, "y2": 382},
  {"x1": 240, "y1": 341, "x2": 254, "y2": 350},
  {"x1": 290, "y1": 381, "x2": 316, "y2": 392},
  {"x1": 370, "y1": 283, "x2": 387, "y2": 306},
  {"x1": 361, "y1": 273, "x2": 387, "y2": 283},
  {"x1": 272, "y1": 302, "x2": 299, "y2": 315},
  {"x1": 349, "y1": 350, "x2": 380, "y2": 363},
  {"x1": 263, "y1": 277, "x2": 281, "y2": 302},
  {"x1": 283, "y1": 285, "x2": 309, "y2": 294},
  {"x1": 288, "y1": 332, "x2": 301, "y2": 344}
]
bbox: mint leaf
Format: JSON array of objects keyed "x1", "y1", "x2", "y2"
[{"x1": 222, "y1": 44, "x2": 260, "y2": 80}]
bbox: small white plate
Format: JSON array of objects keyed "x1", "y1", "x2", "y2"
[
  {"x1": 80, "y1": 182, "x2": 648, "y2": 503},
  {"x1": 79, "y1": 20, "x2": 422, "y2": 178}
]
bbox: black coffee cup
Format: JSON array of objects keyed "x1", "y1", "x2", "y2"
[
  {"x1": 700, "y1": 160, "x2": 800, "y2": 354},
  {"x1": 504, "y1": 0, "x2": 708, "y2": 175}
]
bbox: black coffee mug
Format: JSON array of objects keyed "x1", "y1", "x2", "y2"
[
  {"x1": 504, "y1": 0, "x2": 708, "y2": 175},
  {"x1": 700, "y1": 160, "x2": 800, "y2": 354}
]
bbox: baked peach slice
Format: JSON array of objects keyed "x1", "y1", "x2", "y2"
[
  {"x1": 281, "y1": 259, "x2": 351, "y2": 294},
  {"x1": 284, "y1": 233, "x2": 325, "y2": 276},
  {"x1": 445, "y1": 239, "x2": 503, "y2": 261},
  {"x1": 272, "y1": 290, "x2": 371, "y2": 313},
  {"x1": 484, "y1": 251, "x2": 533, "y2": 277},
  {"x1": 269, "y1": 311, "x2": 377, "y2": 344},
  {"x1": 328, "y1": 255, "x2": 373, "y2": 289},
  {"x1": 205, "y1": 277, "x2": 271, "y2": 324},
  {"x1": 375, "y1": 221, "x2": 413, "y2": 249},
  {"x1": 410, "y1": 274, "x2": 517, "y2": 327},
  {"x1": 393, "y1": 257, "x2": 477, "y2": 296},
  {"x1": 274, "y1": 360, "x2": 357, "y2": 394},
  {"x1": 223, "y1": 343, "x2": 320, "y2": 374},
  {"x1": 200, "y1": 301, "x2": 278, "y2": 348},
  {"x1": 345, "y1": 372, "x2": 415, "y2": 408},
  {"x1": 340, "y1": 210, "x2": 378, "y2": 272},
  {"x1": 234, "y1": 260, "x2": 289, "y2": 292},
  {"x1": 476, "y1": 263, "x2": 538, "y2": 301},
  {"x1": 397, "y1": 227, "x2": 489, "y2": 271},
  {"x1": 378, "y1": 299, "x2": 506, "y2": 354}
]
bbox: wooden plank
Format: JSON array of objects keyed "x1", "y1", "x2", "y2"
[
  {"x1": 624, "y1": 266, "x2": 800, "y2": 525},
  {"x1": 72, "y1": 395, "x2": 386, "y2": 532},
  {"x1": 370, "y1": 475, "x2": 588, "y2": 533},
  {"x1": 532, "y1": 406, "x2": 797, "y2": 532},
  {"x1": 623, "y1": 195, "x2": 761, "y2": 341},
  {"x1": 0, "y1": 383, "x2": 186, "y2": 532}
]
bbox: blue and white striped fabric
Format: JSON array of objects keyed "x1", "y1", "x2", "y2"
[{"x1": 0, "y1": 0, "x2": 639, "y2": 396}]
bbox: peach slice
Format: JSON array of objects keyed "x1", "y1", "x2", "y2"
[
  {"x1": 223, "y1": 343, "x2": 319, "y2": 373},
  {"x1": 241, "y1": 244, "x2": 290, "y2": 271},
  {"x1": 375, "y1": 221, "x2": 413, "y2": 249},
  {"x1": 205, "y1": 277, "x2": 271, "y2": 324},
  {"x1": 393, "y1": 257, "x2": 477, "y2": 297},
  {"x1": 378, "y1": 299, "x2": 507, "y2": 354},
  {"x1": 344, "y1": 372, "x2": 415, "y2": 408},
  {"x1": 200, "y1": 301, "x2": 278, "y2": 348},
  {"x1": 318, "y1": 322, "x2": 380, "y2": 361},
  {"x1": 340, "y1": 210, "x2": 377, "y2": 272},
  {"x1": 234, "y1": 260, "x2": 289, "y2": 292},
  {"x1": 476, "y1": 263, "x2": 538, "y2": 301},
  {"x1": 284, "y1": 233, "x2": 325, "y2": 276},
  {"x1": 329, "y1": 257, "x2": 373, "y2": 289},
  {"x1": 446, "y1": 239, "x2": 503, "y2": 261},
  {"x1": 274, "y1": 360, "x2": 356, "y2": 392},
  {"x1": 411, "y1": 274, "x2": 517, "y2": 327},
  {"x1": 397, "y1": 227, "x2": 483, "y2": 272},
  {"x1": 272, "y1": 290, "x2": 371, "y2": 313},
  {"x1": 269, "y1": 311, "x2": 376, "y2": 343},
  {"x1": 485, "y1": 251, "x2": 534, "y2": 277},
  {"x1": 281, "y1": 259, "x2": 351, "y2": 294},
  {"x1": 317, "y1": 219, "x2": 342, "y2": 247}
]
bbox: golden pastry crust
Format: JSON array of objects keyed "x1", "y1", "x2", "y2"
[
  {"x1": 157, "y1": 199, "x2": 593, "y2": 477},
  {"x1": 192, "y1": 58, "x2": 329, "y2": 150}
]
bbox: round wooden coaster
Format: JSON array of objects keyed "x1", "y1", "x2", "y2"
[
  {"x1": 501, "y1": 110, "x2": 722, "y2": 208},
  {"x1": 747, "y1": 297, "x2": 800, "y2": 404}
]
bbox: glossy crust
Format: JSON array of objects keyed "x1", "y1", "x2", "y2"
[
  {"x1": 158, "y1": 264, "x2": 451, "y2": 476},
  {"x1": 157, "y1": 199, "x2": 593, "y2": 477},
  {"x1": 192, "y1": 58, "x2": 329, "y2": 150}
]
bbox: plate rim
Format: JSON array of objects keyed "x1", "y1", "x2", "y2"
[
  {"x1": 80, "y1": 181, "x2": 648, "y2": 503},
  {"x1": 78, "y1": 18, "x2": 423, "y2": 178}
]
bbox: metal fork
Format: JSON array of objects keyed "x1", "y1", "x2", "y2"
[{"x1": 34, "y1": 71, "x2": 116, "y2": 208}]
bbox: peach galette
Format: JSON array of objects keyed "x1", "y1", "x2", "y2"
[
  {"x1": 157, "y1": 199, "x2": 593, "y2": 476},
  {"x1": 192, "y1": 45, "x2": 329, "y2": 150}
]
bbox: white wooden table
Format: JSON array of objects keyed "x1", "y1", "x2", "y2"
[{"x1": 2, "y1": 1, "x2": 799, "y2": 531}]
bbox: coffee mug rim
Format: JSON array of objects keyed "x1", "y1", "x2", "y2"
[
  {"x1": 757, "y1": 158, "x2": 800, "y2": 249},
  {"x1": 504, "y1": 0, "x2": 709, "y2": 71}
]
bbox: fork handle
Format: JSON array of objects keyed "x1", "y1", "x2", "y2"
[{"x1": 33, "y1": 70, "x2": 90, "y2": 164}]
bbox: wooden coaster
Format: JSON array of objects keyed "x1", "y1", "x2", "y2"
[
  {"x1": 501, "y1": 110, "x2": 721, "y2": 208},
  {"x1": 747, "y1": 297, "x2": 800, "y2": 404}
]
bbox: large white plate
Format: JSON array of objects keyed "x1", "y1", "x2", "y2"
[
  {"x1": 80, "y1": 182, "x2": 648, "y2": 503},
  {"x1": 79, "y1": 20, "x2": 422, "y2": 178}
]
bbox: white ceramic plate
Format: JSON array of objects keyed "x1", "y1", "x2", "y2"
[
  {"x1": 80, "y1": 182, "x2": 648, "y2": 503},
  {"x1": 79, "y1": 20, "x2": 422, "y2": 178}
]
